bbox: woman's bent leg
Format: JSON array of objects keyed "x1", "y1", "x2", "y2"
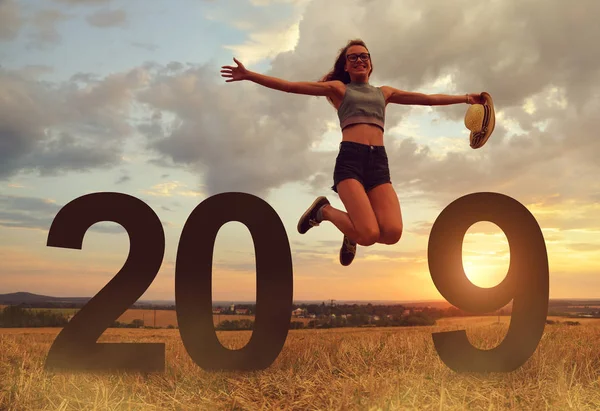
[
  {"x1": 367, "y1": 182, "x2": 403, "y2": 245},
  {"x1": 322, "y1": 179, "x2": 380, "y2": 246}
]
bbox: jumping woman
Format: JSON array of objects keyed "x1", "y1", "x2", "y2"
[{"x1": 221, "y1": 39, "x2": 485, "y2": 267}]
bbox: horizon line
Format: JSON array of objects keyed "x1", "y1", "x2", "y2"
[{"x1": 2, "y1": 292, "x2": 600, "y2": 303}]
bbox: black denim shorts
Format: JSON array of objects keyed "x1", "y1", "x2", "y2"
[{"x1": 331, "y1": 141, "x2": 392, "y2": 193}]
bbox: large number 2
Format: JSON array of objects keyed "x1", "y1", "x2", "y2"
[
  {"x1": 44, "y1": 192, "x2": 293, "y2": 372},
  {"x1": 428, "y1": 192, "x2": 549, "y2": 372},
  {"x1": 45, "y1": 193, "x2": 166, "y2": 372}
]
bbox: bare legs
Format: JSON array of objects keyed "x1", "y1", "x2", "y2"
[
  {"x1": 321, "y1": 204, "x2": 375, "y2": 245},
  {"x1": 321, "y1": 179, "x2": 403, "y2": 246},
  {"x1": 366, "y1": 182, "x2": 403, "y2": 244}
]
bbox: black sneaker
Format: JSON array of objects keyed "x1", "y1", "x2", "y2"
[
  {"x1": 340, "y1": 235, "x2": 357, "y2": 266},
  {"x1": 297, "y1": 196, "x2": 330, "y2": 234}
]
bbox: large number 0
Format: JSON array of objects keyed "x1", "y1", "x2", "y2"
[
  {"x1": 44, "y1": 192, "x2": 293, "y2": 372},
  {"x1": 175, "y1": 192, "x2": 293, "y2": 371},
  {"x1": 428, "y1": 192, "x2": 549, "y2": 372}
]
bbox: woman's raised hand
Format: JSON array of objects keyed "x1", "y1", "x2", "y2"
[{"x1": 221, "y1": 58, "x2": 249, "y2": 82}]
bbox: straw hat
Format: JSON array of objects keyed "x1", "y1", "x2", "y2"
[{"x1": 464, "y1": 92, "x2": 495, "y2": 149}]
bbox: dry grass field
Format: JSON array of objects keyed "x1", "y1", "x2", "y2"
[{"x1": 2, "y1": 316, "x2": 600, "y2": 410}]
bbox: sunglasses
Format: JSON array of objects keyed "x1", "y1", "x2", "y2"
[{"x1": 346, "y1": 53, "x2": 370, "y2": 63}]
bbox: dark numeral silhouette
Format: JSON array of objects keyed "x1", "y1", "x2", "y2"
[
  {"x1": 43, "y1": 191, "x2": 292, "y2": 372},
  {"x1": 428, "y1": 192, "x2": 549, "y2": 372},
  {"x1": 175, "y1": 192, "x2": 293, "y2": 371},
  {"x1": 45, "y1": 192, "x2": 166, "y2": 372},
  {"x1": 41, "y1": 190, "x2": 548, "y2": 374}
]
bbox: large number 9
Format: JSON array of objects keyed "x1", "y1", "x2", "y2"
[{"x1": 428, "y1": 192, "x2": 549, "y2": 372}]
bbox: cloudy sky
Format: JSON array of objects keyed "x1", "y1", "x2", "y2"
[{"x1": 1, "y1": 0, "x2": 599, "y2": 303}]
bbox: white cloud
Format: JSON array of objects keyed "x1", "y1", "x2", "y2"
[
  {"x1": 205, "y1": 0, "x2": 309, "y2": 64},
  {"x1": 223, "y1": 22, "x2": 300, "y2": 65}
]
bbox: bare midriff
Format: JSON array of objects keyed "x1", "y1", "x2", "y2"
[{"x1": 341, "y1": 123, "x2": 384, "y2": 146}]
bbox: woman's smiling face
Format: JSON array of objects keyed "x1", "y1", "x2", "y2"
[{"x1": 344, "y1": 44, "x2": 372, "y2": 80}]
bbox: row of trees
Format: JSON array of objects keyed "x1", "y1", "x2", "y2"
[
  {"x1": 0, "y1": 306, "x2": 69, "y2": 327},
  {"x1": 292, "y1": 303, "x2": 507, "y2": 319},
  {"x1": 214, "y1": 312, "x2": 438, "y2": 330},
  {"x1": 8, "y1": 301, "x2": 510, "y2": 318},
  {"x1": 0, "y1": 306, "x2": 175, "y2": 329},
  {"x1": 0, "y1": 305, "x2": 438, "y2": 330}
]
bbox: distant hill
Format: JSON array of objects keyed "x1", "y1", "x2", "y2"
[{"x1": 0, "y1": 292, "x2": 90, "y2": 304}]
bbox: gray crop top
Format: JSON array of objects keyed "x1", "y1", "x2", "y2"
[{"x1": 337, "y1": 82, "x2": 386, "y2": 131}]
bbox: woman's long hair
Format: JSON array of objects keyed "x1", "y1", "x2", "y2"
[{"x1": 319, "y1": 39, "x2": 373, "y2": 106}]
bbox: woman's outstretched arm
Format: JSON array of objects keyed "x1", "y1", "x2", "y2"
[
  {"x1": 380, "y1": 86, "x2": 485, "y2": 106},
  {"x1": 221, "y1": 57, "x2": 342, "y2": 97}
]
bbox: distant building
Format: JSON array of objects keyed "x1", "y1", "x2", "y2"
[
  {"x1": 292, "y1": 308, "x2": 307, "y2": 317},
  {"x1": 212, "y1": 308, "x2": 223, "y2": 314},
  {"x1": 235, "y1": 308, "x2": 249, "y2": 315}
]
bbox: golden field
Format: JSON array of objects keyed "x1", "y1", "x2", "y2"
[{"x1": 1, "y1": 316, "x2": 600, "y2": 410}]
